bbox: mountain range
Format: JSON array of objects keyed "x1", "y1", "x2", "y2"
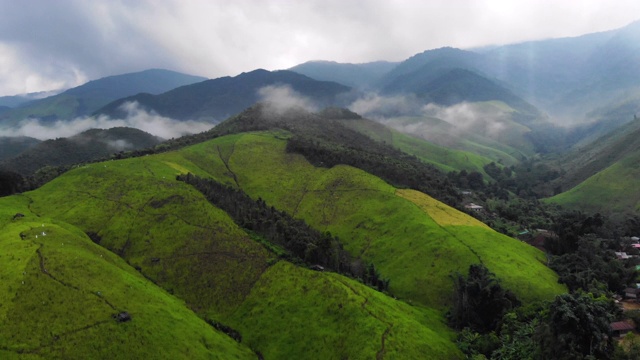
[
  {"x1": 1, "y1": 19, "x2": 640, "y2": 359},
  {"x1": 0, "y1": 69, "x2": 206, "y2": 126}
]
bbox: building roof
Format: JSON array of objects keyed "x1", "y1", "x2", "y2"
[{"x1": 611, "y1": 321, "x2": 635, "y2": 332}]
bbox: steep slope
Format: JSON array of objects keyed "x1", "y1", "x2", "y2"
[
  {"x1": 379, "y1": 106, "x2": 533, "y2": 163},
  {"x1": 8, "y1": 143, "x2": 463, "y2": 358},
  {"x1": 0, "y1": 69, "x2": 206, "y2": 126},
  {"x1": 0, "y1": 196, "x2": 255, "y2": 359},
  {"x1": 333, "y1": 115, "x2": 497, "y2": 175},
  {"x1": 548, "y1": 151, "x2": 640, "y2": 218},
  {"x1": 551, "y1": 118, "x2": 640, "y2": 190},
  {"x1": 289, "y1": 60, "x2": 397, "y2": 88},
  {"x1": 96, "y1": 69, "x2": 352, "y2": 123},
  {"x1": 180, "y1": 131, "x2": 564, "y2": 308},
  {"x1": 546, "y1": 118, "x2": 640, "y2": 217},
  {"x1": 0, "y1": 127, "x2": 162, "y2": 176}
]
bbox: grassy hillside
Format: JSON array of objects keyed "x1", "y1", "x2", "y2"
[
  {"x1": 547, "y1": 151, "x2": 640, "y2": 217},
  {"x1": 181, "y1": 132, "x2": 564, "y2": 308},
  {"x1": 337, "y1": 117, "x2": 496, "y2": 176},
  {"x1": 0, "y1": 196, "x2": 254, "y2": 359},
  {"x1": 4, "y1": 139, "x2": 464, "y2": 358},
  {"x1": 381, "y1": 116, "x2": 524, "y2": 165},
  {"x1": 229, "y1": 261, "x2": 460, "y2": 359}
]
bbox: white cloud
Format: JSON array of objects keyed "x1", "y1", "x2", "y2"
[
  {"x1": 0, "y1": 102, "x2": 212, "y2": 140},
  {"x1": 1, "y1": 0, "x2": 639, "y2": 96},
  {"x1": 257, "y1": 84, "x2": 317, "y2": 115}
]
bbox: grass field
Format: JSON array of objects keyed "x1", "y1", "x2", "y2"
[
  {"x1": 0, "y1": 133, "x2": 473, "y2": 358},
  {"x1": 547, "y1": 152, "x2": 640, "y2": 217},
  {"x1": 181, "y1": 132, "x2": 565, "y2": 308},
  {"x1": 0, "y1": 196, "x2": 255, "y2": 359}
]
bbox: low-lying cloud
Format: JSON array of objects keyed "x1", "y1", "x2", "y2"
[
  {"x1": 348, "y1": 93, "x2": 515, "y2": 146},
  {"x1": 257, "y1": 84, "x2": 317, "y2": 116},
  {"x1": 349, "y1": 93, "x2": 423, "y2": 118},
  {"x1": 0, "y1": 101, "x2": 213, "y2": 140}
]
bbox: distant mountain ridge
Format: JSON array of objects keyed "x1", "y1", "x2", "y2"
[
  {"x1": 96, "y1": 69, "x2": 352, "y2": 122},
  {"x1": 0, "y1": 127, "x2": 163, "y2": 176},
  {"x1": 0, "y1": 69, "x2": 206, "y2": 126}
]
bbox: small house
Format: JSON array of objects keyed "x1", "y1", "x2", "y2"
[
  {"x1": 625, "y1": 287, "x2": 640, "y2": 299},
  {"x1": 464, "y1": 203, "x2": 483, "y2": 212},
  {"x1": 611, "y1": 321, "x2": 635, "y2": 337},
  {"x1": 616, "y1": 252, "x2": 630, "y2": 260}
]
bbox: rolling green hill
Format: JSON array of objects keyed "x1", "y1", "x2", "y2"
[
  {"x1": 548, "y1": 152, "x2": 640, "y2": 217},
  {"x1": 0, "y1": 104, "x2": 566, "y2": 358},
  {"x1": 178, "y1": 131, "x2": 564, "y2": 308},
  {"x1": 544, "y1": 118, "x2": 640, "y2": 218},
  {"x1": 334, "y1": 116, "x2": 497, "y2": 176},
  {"x1": 0, "y1": 195, "x2": 255, "y2": 359},
  {"x1": 379, "y1": 111, "x2": 530, "y2": 165},
  {"x1": 2, "y1": 137, "x2": 464, "y2": 358}
]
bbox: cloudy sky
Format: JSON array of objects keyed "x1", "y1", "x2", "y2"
[{"x1": 1, "y1": 0, "x2": 639, "y2": 96}]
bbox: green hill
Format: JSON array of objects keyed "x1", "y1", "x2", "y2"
[
  {"x1": 0, "y1": 196, "x2": 255, "y2": 359},
  {"x1": 548, "y1": 150, "x2": 640, "y2": 218},
  {"x1": 545, "y1": 118, "x2": 640, "y2": 218},
  {"x1": 0, "y1": 104, "x2": 568, "y2": 358},
  {"x1": 379, "y1": 111, "x2": 530, "y2": 165},
  {"x1": 3, "y1": 138, "x2": 463, "y2": 358},
  {"x1": 179, "y1": 131, "x2": 563, "y2": 308},
  {"x1": 334, "y1": 115, "x2": 497, "y2": 176}
]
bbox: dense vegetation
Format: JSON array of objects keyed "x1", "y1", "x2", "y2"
[{"x1": 177, "y1": 172, "x2": 389, "y2": 291}]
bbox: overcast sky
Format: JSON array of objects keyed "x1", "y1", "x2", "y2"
[{"x1": 1, "y1": 0, "x2": 639, "y2": 96}]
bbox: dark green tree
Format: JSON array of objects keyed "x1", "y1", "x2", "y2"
[
  {"x1": 449, "y1": 264, "x2": 520, "y2": 333},
  {"x1": 537, "y1": 292, "x2": 617, "y2": 360}
]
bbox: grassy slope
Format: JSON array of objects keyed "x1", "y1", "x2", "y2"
[
  {"x1": 339, "y1": 118, "x2": 495, "y2": 176},
  {"x1": 0, "y1": 196, "x2": 254, "y2": 359},
  {"x1": 181, "y1": 132, "x2": 564, "y2": 309},
  {"x1": 6, "y1": 140, "x2": 462, "y2": 358},
  {"x1": 26, "y1": 156, "x2": 271, "y2": 319},
  {"x1": 230, "y1": 262, "x2": 459, "y2": 360},
  {"x1": 548, "y1": 151, "x2": 640, "y2": 216},
  {"x1": 381, "y1": 114, "x2": 525, "y2": 166}
]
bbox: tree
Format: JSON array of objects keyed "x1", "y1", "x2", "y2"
[
  {"x1": 537, "y1": 293, "x2": 618, "y2": 360},
  {"x1": 449, "y1": 264, "x2": 520, "y2": 333}
]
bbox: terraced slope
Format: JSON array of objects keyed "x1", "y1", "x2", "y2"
[
  {"x1": 4, "y1": 143, "x2": 463, "y2": 358},
  {"x1": 181, "y1": 132, "x2": 565, "y2": 308},
  {"x1": 0, "y1": 196, "x2": 254, "y2": 359}
]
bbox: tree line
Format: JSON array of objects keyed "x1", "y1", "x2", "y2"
[{"x1": 176, "y1": 173, "x2": 389, "y2": 292}]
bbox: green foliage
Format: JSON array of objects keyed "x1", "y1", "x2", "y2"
[
  {"x1": 537, "y1": 292, "x2": 618, "y2": 360},
  {"x1": 177, "y1": 173, "x2": 389, "y2": 291},
  {"x1": 449, "y1": 264, "x2": 520, "y2": 333},
  {"x1": 550, "y1": 235, "x2": 634, "y2": 294}
]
